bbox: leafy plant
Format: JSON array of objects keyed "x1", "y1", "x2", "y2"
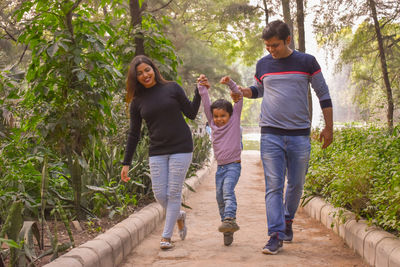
[{"x1": 304, "y1": 125, "x2": 400, "y2": 236}]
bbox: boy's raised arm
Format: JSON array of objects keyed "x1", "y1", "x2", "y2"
[{"x1": 197, "y1": 75, "x2": 213, "y2": 123}]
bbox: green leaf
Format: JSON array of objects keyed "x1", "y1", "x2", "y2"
[
  {"x1": 77, "y1": 71, "x2": 85, "y2": 81},
  {"x1": 0, "y1": 238, "x2": 21, "y2": 249},
  {"x1": 47, "y1": 42, "x2": 59, "y2": 57}
]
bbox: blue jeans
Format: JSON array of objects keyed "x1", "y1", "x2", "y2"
[
  {"x1": 215, "y1": 162, "x2": 241, "y2": 221},
  {"x1": 149, "y1": 152, "x2": 193, "y2": 239},
  {"x1": 260, "y1": 134, "x2": 311, "y2": 238}
]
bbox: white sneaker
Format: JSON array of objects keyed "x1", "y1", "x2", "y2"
[{"x1": 160, "y1": 238, "x2": 173, "y2": 249}]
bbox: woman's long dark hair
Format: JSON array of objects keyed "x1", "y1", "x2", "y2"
[{"x1": 126, "y1": 55, "x2": 168, "y2": 103}]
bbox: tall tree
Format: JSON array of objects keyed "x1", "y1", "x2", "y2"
[
  {"x1": 295, "y1": 0, "x2": 312, "y2": 122},
  {"x1": 296, "y1": 0, "x2": 305, "y2": 52},
  {"x1": 15, "y1": 0, "x2": 122, "y2": 218},
  {"x1": 313, "y1": 0, "x2": 399, "y2": 129},
  {"x1": 262, "y1": 0, "x2": 270, "y2": 26},
  {"x1": 281, "y1": 0, "x2": 295, "y2": 49},
  {"x1": 130, "y1": 0, "x2": 145, "y2": 56},
  {"x1": 368, "y1": 0, "x2": 394, "y2": 130}
]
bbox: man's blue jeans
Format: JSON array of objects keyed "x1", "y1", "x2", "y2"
[
  {"x1": 260, "y1": 133, "x2": 311, "y2": 238},
  {"x1": 215, "y1": 162, "x2": 241, "y2": 221}
]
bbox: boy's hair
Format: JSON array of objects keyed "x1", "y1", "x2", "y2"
[
  {"x1": 262, "y1": 20, "x2": 290, "y2": 41},
  {"x1": 210, "y1": 99, "x2": 233, "y2": 116}
]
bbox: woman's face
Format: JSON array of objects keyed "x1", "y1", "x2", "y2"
[{"x1": 136, "y1": 63, "x2": 156, "y2": 88}]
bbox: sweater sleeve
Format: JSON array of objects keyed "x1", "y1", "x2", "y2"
[
  {"x1": 197, "y1": 84, "x2": 213, "y2": 123},
  {"x1": 226, "y1": 79, "x2": 243, "y2": 116},
  {"x1": 122, "y1": 102, "x2": 142, "y2": 166},
  {"x1": 175, "y1": 83, "x2": 201, "y2": 120}
]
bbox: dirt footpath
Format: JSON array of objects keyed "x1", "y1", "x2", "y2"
[{"x1": 120, "y1": 150, "x2": 367, "y2": 267}]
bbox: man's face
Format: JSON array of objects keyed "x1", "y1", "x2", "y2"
[{"x1": 264, "y1": 36, "x2": 291, "y2": 59}]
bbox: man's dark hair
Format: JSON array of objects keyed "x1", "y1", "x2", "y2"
[
  {"x1": 210, "y1": 99, "x2": 233, "y2": 116},
  {"x1": 262, "y1": 20, "x2": 291, "y2": 41}
]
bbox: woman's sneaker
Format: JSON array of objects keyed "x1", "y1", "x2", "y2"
[
  {"x1": 160, "y1": 238, "x2": 174, "y2": 250},
  {"x1": 262, "y1": 233, "x2": 283, "y2": 254},
  {"x1": 177, "y1": 210, "x2": 187, "y2": 240},
  {"x1": 223, "y1": 232, "x2": 234, "y2": 246},
  {"x1": 218, "y1": 217, "x2": 240, "y2": 233}
]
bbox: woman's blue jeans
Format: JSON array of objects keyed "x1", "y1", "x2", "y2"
[
  {"x1": 215, "y1": 162, "x2": 241, "y2": 221},
  {"x1": 260, "y1": 133, "x2": 311, "y2": 238},
  {"x1": 149, "y1": 152, "x2": 192, "y2": 239}
]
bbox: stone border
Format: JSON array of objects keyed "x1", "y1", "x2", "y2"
[
  {"x1": 303, "y1": 196, "x2": 400, "y2": 267},
  {"x1": 43, "y1": 156, "x2": 213, "y2": 267}
]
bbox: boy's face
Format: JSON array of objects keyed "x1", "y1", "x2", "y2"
[{"x1": 212, "y1": 108, "x2": 230, "y2": 127}]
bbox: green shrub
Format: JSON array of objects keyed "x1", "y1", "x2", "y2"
[{"x1": 305, "y1": 125, "x2": 400, "y2": 236}]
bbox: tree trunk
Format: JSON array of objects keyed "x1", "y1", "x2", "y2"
[
  {"x1": 281, "y1": 0, "x2": 295, "y2": 49},
  {"x1": 65, "y1": 2, "x2": 84, "y2": 219},
  {"x1": 368, "y1": 0, "x2": 394, "y2": 131},
  {"x1": 296, "y1": 0, "x2": 305, "y2": 52},
  {"x1": 262, "y1": 0, "x2": 269, "y2": 26},
  {"x1": 130, "y1": 0, "x2": 145, "y2": 56},
  {"x1": 295, "y1": 0, "x2": 312, "y2": 122}
]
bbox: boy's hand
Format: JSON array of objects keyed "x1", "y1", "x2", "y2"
[
  {"x1": 220, "y1": 76, "x2": 230, "y2": 84},
  {"x1": 230, "y1": 91, "x2": 243, "y2": 103},
  {"x1": 197, "y1": 74, "x2": 210, "y2": 89}
]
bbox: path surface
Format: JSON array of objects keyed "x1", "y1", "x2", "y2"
[{"x1": 121, "y1": 150, "x2": 367, "y2": 267}]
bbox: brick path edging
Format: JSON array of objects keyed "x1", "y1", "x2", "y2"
[
  {"x1": 43, "y1": 155, "x2": 214, "y2": 267},
  {"x1": 303, "y1": 196, "x2": 400, "y2": 267}
]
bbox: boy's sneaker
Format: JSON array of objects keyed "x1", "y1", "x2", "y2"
[
  {"x1": 282, "y1": 219, "x2": 293, "y2": 242},
  {"x1": 223, "y1": 232, "x2": 234, "y2": 246},
  {"x1": 218, "y1": 217, "x2": 240, "y2": 233},
  {"x1": 262, "y1": 233, "x2": 283, "y2": 254}
]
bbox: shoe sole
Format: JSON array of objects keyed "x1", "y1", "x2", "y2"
[
  {"x1": 223, "y1": 232, "x2": 234, "y2": 246},
  {"x1": 218, "y1": 226, "x2": 240, "y2": 233},
  {"x1": 160, "y1": 242, "x2": 174, "y2": 250},
  {"x1": 262, "y1": 247, "x2": 282, "y2": 255}
]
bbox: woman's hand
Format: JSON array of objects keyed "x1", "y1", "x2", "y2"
[
  {"x1": 197, "y1": 74, "x2": 210, "y2": 89},
  {"x1": 220, "y1": 76, "x2": 230, "y2": 84},
  {"x1": 121, "y1": 165, "x2": 131, "y2": 182}
]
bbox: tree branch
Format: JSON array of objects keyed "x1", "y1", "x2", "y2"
[
  {"x1": 65, "y1": 0, "x2": 83, "y2": 41},
  {"x1": 148, "y1": 0, "x2": 173, "y2": 13},
  {"x1": 11, "y1": 44, "x2": 28, "y2": 70},
  {"x1": 1, "y1": 26, "x2": 17, "y2": 42}
]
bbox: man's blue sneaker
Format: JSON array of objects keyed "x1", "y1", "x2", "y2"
[
  {"x1": 262, "y1": 233, "x2": 283, "y2": 254},
  {"x1": 282, "y1": 220, "x2": 293, "y2": 242}
]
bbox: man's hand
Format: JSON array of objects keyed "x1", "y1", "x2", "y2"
[
  {"x1": 320, "y1": 107, "x2": 333, "y2": 149},
  {"x1": 319, "y1": 127, "x2": 333, "y2": 149},
  {"x1": 230, "y1": 91, "x2": 243, "y2": 103},
  {"x1": 239, "y1": 86, "x2": 252, "y2": 98}
]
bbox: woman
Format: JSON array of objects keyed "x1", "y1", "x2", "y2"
[{"x1": 121, "y1": 55, "x2": 201, "y2": 249}]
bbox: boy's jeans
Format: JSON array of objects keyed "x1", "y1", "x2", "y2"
[
  {"x1": 215, "y1": 162, "x2": 241, "y2": 221},
  {"x1": 149, "y1": 152, "x2": 192, "y2": 239},
  {"x1": 260, "y1": 133, "x2": 310, "y2": 238}
]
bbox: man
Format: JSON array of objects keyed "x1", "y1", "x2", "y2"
[{"x1": 236, "y1": 20, "x2": 333, "y2": 254}]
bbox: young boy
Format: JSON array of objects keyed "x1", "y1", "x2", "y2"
[{"x1": 197, "y1": 74, "x2": 243, "y2": 246}]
